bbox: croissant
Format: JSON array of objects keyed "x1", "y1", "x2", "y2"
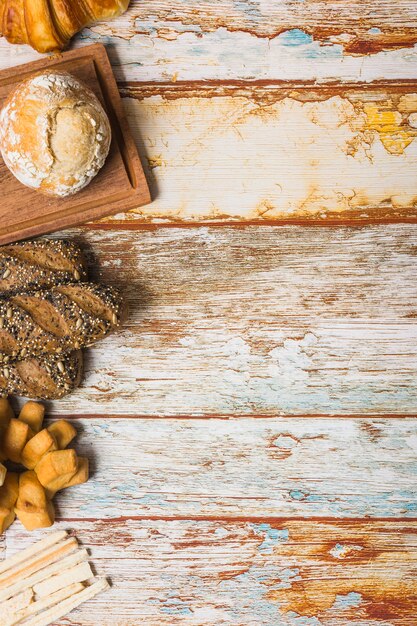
[{"x1": 0, "y1": 0, "x2": 130, "y2": 53}]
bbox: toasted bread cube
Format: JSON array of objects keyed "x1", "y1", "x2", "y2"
[
  {"x1": 0, "y1": 472, "x2": 19, "y2": 509},
  {"x1": 65, "y1": 456, "x2": 89, "y2": 488},
  {"x1": 0, "y1": 397, "x2": 14, "y2": 429},
  {"x1": 0, "y1": 399, "x2": 14, "y2": 458},
  {"x1": 2, "y1": 419, "x2": 33, "y2": 463},
  {"x1": 0, "y1": 463, "x2": 5, "y2": 487},
  {"x1": 15, "y1": 500, "x2": 55, "y2": 531},
  {"x1": 19, "y1": 401, "x2": 45, "y2": 433},
  {"x1": 47, "y1": 420, "x2": 76, "y2": 449},
  {"x1": 16, "y1": 471, "x2": 48, "y2": 513},
  {"x1": 35, "y1": 449, "x2": 78, "y2": 492},
  {"x1": 21, "y1": 428, "x2": 58, "y2": 470},
  {"x1": 0, "y1": 506, "x2": 15, "y2": 534},
  {"x1": 47, "y1": 457, "x2": 89, "y2": 497},
  {"x1": 0, "y1": 473, "x2": 19, "y2": 531}
]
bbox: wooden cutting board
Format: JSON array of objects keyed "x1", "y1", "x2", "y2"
[{"x1": 0, "y1": 43, "x2": 150, "y2": 245}]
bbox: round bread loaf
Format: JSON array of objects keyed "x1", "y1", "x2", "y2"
[{"x1": 0, "y1": 72, "x2": 111, "y2": 197}]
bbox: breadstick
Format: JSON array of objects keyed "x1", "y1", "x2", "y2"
[
  {"x1": 0, "y1": 531, "x2": 67, "y2": 575},
  {"x1": 34, "y1": 561, "x2": 93, "y2": 597},
  {"x1": 5, "y1": 583, "x2": 84, "y2": 626},
  {"x1": 0, "y1": 537, "x2": 78, "y2": 589},
  {"x1": 0, "y1": 588, "x2": 33, "y2": 619},
  {"x1": 0, "y1": 548, "x2": 88, "y2": 602},
  {"x1": 21, "y1": 578, "x2": 109, "y2": 626}
]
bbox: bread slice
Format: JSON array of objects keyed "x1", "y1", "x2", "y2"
[
  {"x1": 0, "y1": 239, "x2": 86, "y2": 297},
  {"x1": 0, "y1": 351, "x2": 83, "y2": 400},
  {"x1": 0, "y1": 283, "x2": 123, "y2": 363}
]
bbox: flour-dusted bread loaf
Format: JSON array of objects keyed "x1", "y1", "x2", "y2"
[
  {"x1": 0, "y1": 72, "x2": 111, "y2": 197},
  {"x1": 0, "y1": 351, "x2": 83, "y2": 400},
  {"x1": 0, "y1": 283, "x2": 123, "y2": 363},
  {"x1": 0, "y1": 239, "x2": 86, "y2": 297}
]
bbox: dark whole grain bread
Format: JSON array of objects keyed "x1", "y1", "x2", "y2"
[
  {"x1": 0, "y1": 283, "x2": 123, "y2": 363},
  {"x1": 0, "y1": 239, "x2": 87, "y2": 297},
  {"x1": 0, "y1": 351, "x2": 83, "y2": 400},
  {"x1": 56, "y1": 282, "x2": 126, "y2": 324},
  {"x1": 0, "y1": 283, "x2": 123, "y2": 364}
]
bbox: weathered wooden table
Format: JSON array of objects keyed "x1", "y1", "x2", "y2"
[{"x1": 1, "y1": 1, "x2": 417, "y2": 624}]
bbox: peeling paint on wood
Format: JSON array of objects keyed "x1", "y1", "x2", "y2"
[
  {"x1": 84, "y1": 1, "x2": 417, "y2": 81},
  {"x1": 28, "y1": 416, "x2": 417, "y2": 518},
  {"x1": 87, "y1": 0, "x2": 417, "y2": 51},
  {"x1": 0, "y1": 3, "x2": 415, "y2": 623},
  {"x1": 99, "y1": 84, "x2": 417, "y2": 222},
  {"x1": 80, "y1": 28, "x2": 417, "y2": 83},
  {"x1": 1, "y1": 30, "x2": 417, "y2": 84},
  {"x1": 1, "y1": 7, "x2": 417, "y2": 83},
  {"x1": 43, "y1": 226, "x2": 417, "y2": 416},
  {"x1": 3, "y1": 519, "x2": 417, "y2": 624}
]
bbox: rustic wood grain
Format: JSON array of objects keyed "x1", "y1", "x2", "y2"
[
  {"x1": 0, "y1": 2, "x2": 415, "y2": 623},
  {"x1": 1, "y1": 4, "x2": 417, "y2": 82},
  {"x1": 1, "y1": 28, "x2": 417, "y2": 84},
  {"x1": 0, "y1": 15, "x2": 415, "y2": 223},
  {"x1": 89, "y1": 0, "x2": 417, "y2": 53},
  {"x1": 77, "y1": 0, "x2": 417, "y2": 84},
  {"x1": 83, "y1": 0, "x2": 417, "y2": 83},
  {"x1": 3, "y1": 519, "x2": 417, "y2": 624},
  {"x1": 29, "y1": 416, "x2": 417, "y2": 518},
  {"x1": 98, "y1": 83, "x2": 417, "y2": 223},
  {"x1": 95, "y1": 23, "x2": 417, "y2": 83},
  {"x1": 38, "y1": 225, "x2": 417, "y2": 416}
]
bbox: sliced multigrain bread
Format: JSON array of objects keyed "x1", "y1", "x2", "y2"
[
  {"x1": 0, "y1": 240, "x2": 86, "y2": 297},
  {"x1": 0, "y1": 351, "x2": 83, "y2": 400},
  {"x1": 0, "y1": 283, "x2": 123, "y2": 363}
]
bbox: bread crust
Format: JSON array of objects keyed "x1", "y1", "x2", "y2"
[
  {"x1": 1, "y1": 0, "x2": 29, "y2": 45},
  {"x1": 0, "y1": 282, "x2": 123, "y2": 363},
  {"x1": 0, "y1": 351, "x2": 83, "y2": 400},
  {"x1": 0, "y1": 72, "x2": 111, "y2": 197},
  {"x1": 0, "y1": 0, "x2": 130, "y2": 52},
  {"x1": 0, "y1": 239, "x2": 86, "y2": 297},
  {"x1": 24, "y1": 0, "x2": 65, "y2": 52}
]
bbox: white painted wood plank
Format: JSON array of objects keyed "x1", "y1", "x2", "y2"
[
  {"x1": 4, "y1": 519, "x2": 417, "y2": 624},
  {"x1": 1, "y1": 33, "x2": 417, "y2": 84},
  {"x1": 112, "y1": 85, "x2": 417, "y2": 222},
  {"x1": 0, "y1": 29, "x2": 416, "y2": 224},
  {"x1": 43, "y1": 225, "x2": 417, "y2": 416},
  {"x1": 90, "y1": 0, "x2": 417, "y2": 43},
  {"x1": 0, "y1": 0, "x2": 417, "y2": 82},
  {"x1": 30, "y1": 416, "x2": 417, "y2": 518},
  {"x1": 80, "y1": 28, "x2": 417, "y2": 83}
]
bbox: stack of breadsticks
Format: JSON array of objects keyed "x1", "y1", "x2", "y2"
[
  {"x1": 0, "y1": 398, "x2": 88, "y2": 532},
  {"x1": 0, "y1": 531, "x2": 108, "y2": 626}
]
